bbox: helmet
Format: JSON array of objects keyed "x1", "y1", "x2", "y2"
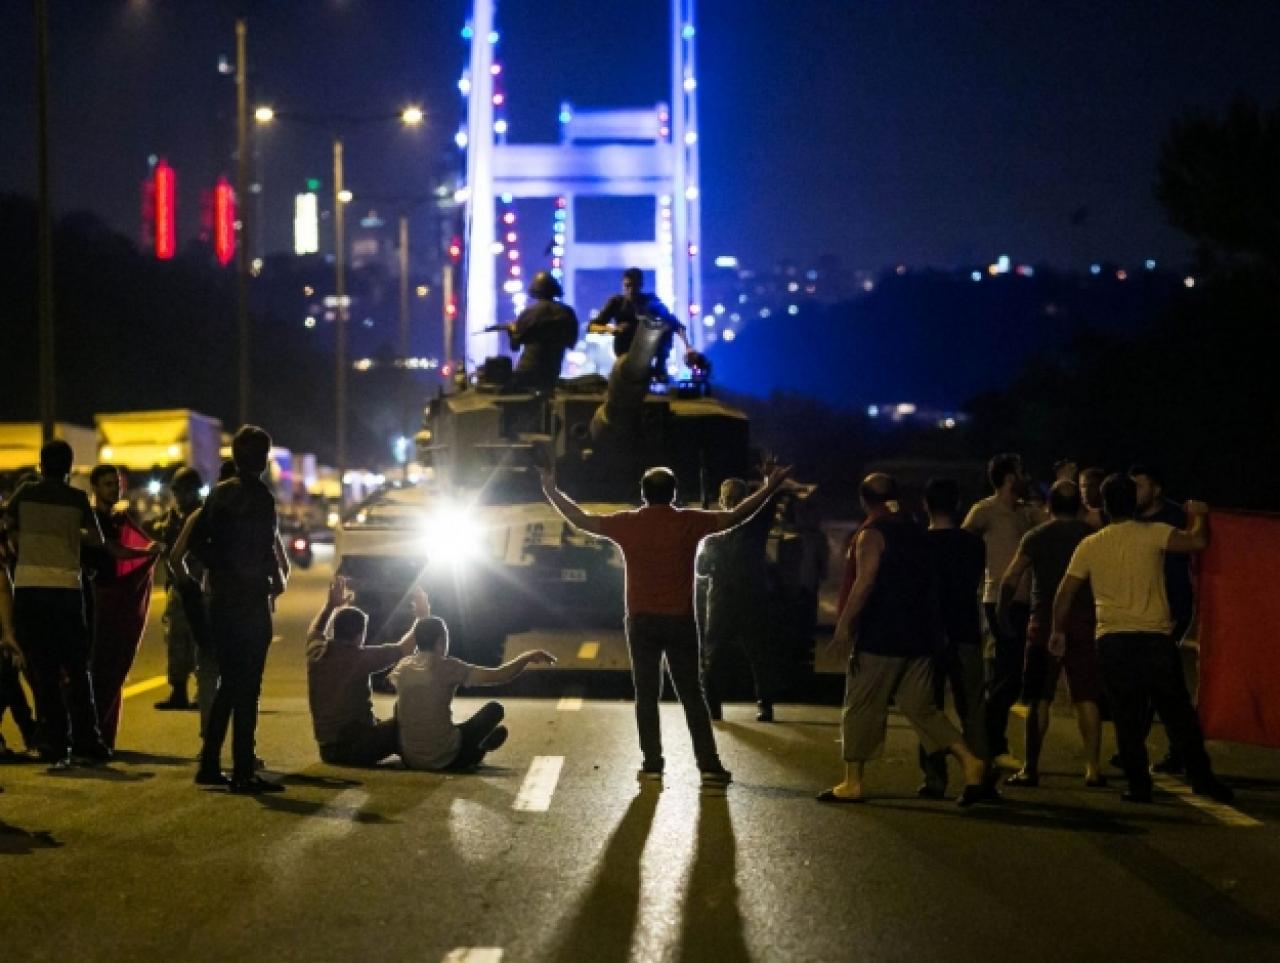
[{"x1": 528, "y1": 271, "x2": 563, "y2": 299}]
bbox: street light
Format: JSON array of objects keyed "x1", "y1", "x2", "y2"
[{"x1": 253, "y1": 104, "x2": 425, "y2": 508}]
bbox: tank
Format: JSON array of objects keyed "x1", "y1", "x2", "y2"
[{"x1": 334, "y1": 314, "x2": 752, "y2": 661}]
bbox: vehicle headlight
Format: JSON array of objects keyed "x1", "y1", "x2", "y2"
[{"x1": 419, "y1": 504, "x2": 486, "y2": 565}]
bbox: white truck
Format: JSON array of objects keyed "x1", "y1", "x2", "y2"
[{"x1": 96, "y1": 409, "x2": 223, "y2": 492}]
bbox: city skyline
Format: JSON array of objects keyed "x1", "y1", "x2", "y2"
[{"x1": 3, "y1": 0, "x2": 1279, "y2": 277}]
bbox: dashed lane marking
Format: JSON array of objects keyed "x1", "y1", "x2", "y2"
[
  {"x1": 557, "y1": 697, "x2": 584, "y2": 712},
  {"x1": 443, "y1": 950, "x2": 503, "y2": 963},
  {"x1": 513, "y1": 755, "x2": 564, "y2": 812},
  {"x1": 576, "y1": 641, "x2": 600, "y2": 660},
  {"x1": 121, "y1": 676, "x2": 168, "y2": 700},
  {"x1": 1153, "y1": 774, "x2": 1262, "y2": 827}
]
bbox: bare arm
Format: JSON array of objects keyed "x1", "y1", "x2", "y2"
[
  {"x1": 996, "y1": 551, "x2": 1033, "y2": 632},
  {"x1": 831, "y1": 528, "x2": 884, "y2": 648},
  {"x1": 0, "y1": 566, "x2": 21, "y2": 669},
  {"x1": 1048, "y1": 574, "x2": 1087, "y2": 657},
  {"x1": 465, "y1": 649, "x2": 556, "y2": 686},
  {"x1": 308, "y1": 575, "x2": 353, "y2": 643},
  {"x1": 171, "y1": 507, "x2": 202, "y2": 583},
  {"x1": 1166, "y1": 501, "x2": 1210, "y2": 554},
  {"x1": 540, "y1": 468, "x2": 604, "y2": 535},
  {"x1": 712, "y1": 466, "x2": 792, "y2": 532},
  {"x1": 391, "y1": 587, "x2": 431, "y2": 657}
]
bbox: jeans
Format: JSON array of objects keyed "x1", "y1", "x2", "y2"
[
  {"x1": 14, "y1": 587, "x2": 103, "y2": 758},
  {"x1": 1097, "y1": 632, "x2": 1214, "y2": 794},
  {"x1": 626, "y1": 614, "x2": 722, "y2": 771},
  {"x1": 702, "y1": 583, "x2": 778, "y2": 707},
  {"x1": 448, "y1": 701, "x2": 506, "y2": 770},
  {"x1": 983, "y1": 601, "x2": 1029, "y2": 758},
  {"x1": 200, "y1": 591, "x2": 273, "y2": 779},
  {"x1": 919, "y1": 643, "x2": 986, "y2": 791}
]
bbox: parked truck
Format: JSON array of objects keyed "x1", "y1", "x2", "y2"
[{"x1": 96, "y1": 409, "x2": 223, "y2": 493}]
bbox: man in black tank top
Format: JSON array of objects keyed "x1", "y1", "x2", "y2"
[{"x1": 820, "y1": 474, "x2": 988, "y2": 806}]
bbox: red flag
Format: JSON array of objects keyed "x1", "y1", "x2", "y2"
[{"x1": 1197, "y1": 511, "x2": 1280, "y2": 749}]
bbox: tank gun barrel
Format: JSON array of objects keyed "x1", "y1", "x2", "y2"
[{"x1": 589, "y1": 313, "x2": 668, "y2": 446}]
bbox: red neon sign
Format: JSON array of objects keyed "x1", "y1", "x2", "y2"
[
  {"x1": 213, "y1": 177, "x2": 236, "y2": 266},
  {"x1": 154, "y1": 159, "x2": 176, "y2": 260}
]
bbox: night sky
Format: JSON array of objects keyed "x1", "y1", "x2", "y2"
[{"x1": 3, "y1": 0, "x2": 1279, "y2": 274}]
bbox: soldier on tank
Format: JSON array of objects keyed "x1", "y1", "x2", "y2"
[
  {"x1": 589, "y1": 267, "x2": 689, "y2": 380},
  {"x1": 497, "y1": 271, "x2": 579, "y2": 394}
]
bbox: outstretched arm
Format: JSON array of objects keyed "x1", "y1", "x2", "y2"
[
  {"x1": 712, "y1": 466, "x2": 792, "y2": 532},
  {"x1": 465, "y1": 649, "x2": 557, "y2": 687},
  {"x1": 540, "y1": 467, "x2": 604, "y2": 535}
]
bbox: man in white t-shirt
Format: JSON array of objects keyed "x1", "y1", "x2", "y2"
[
  {"x1": 391, "y1": 618, "x2": 555, "y2": 771},
  {"x1": 963, "y1": 452, "x2": 1034, "y2": 772},
  {"x1": 1050, "y1": 473, "x2": 1232, "y2": 804}
]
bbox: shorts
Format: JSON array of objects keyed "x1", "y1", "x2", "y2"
[{"x1": 1021, "y1": 609, "x2": 1099, "y2": 704}]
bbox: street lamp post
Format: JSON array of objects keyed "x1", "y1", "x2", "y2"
[
  {"x1": 333, "y1": 136, "x2": 348, "y2": 507},
  {"x1": 254, "y1": 105, "x2": 423, "y2": 510},
  {"x1": 35, "y1": 0, "x2": 56, "y2": 442},
  {"x1": 235, "y1": 17, "x2": 251, "y2": 428}
]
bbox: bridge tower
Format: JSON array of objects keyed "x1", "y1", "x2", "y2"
[{"x1": 458, "y1": 0, "x2": 704, "y2": 362}]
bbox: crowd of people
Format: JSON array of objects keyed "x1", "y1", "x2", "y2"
[
  {"x1": 818, "y1": 454, "x2": 1233, "y2": 806},
  {"x1": 0, "y1": 426, "x2": 1238, "y2": 809}
]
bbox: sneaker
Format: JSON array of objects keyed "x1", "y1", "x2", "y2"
[
  {"x1": 478, "y1": 725, "x2": 508, "y2": 752},
  {"x1": 194, "y1": 768, "x2": 230, "y2": 787},
  {"x1": 1191, "y1": 778, "x2": 1235, "y2": 804},
  {"x1": 637, "y1": 762, "x2": 665, "y2": 782},
  {"x1": 700, "y1": 767, "x2": 733, "y2": 787},
  {"x1": 154, "y1": 690, "x2": 191, "y2": 711},
  {"x1": 72, "y1": 742, "x2": 113, "y2": 764},
  {"x1": 228, "y1": 774, "x2": 284, "y2": 794}
]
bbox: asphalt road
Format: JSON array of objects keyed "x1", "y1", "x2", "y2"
[{"x1": 3, "y1": 554, "x2": 1280, "y2": 962}]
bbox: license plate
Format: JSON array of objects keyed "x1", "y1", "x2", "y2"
[{"x1": 560, "y1": 568, "x2": 587, "y2": 582}]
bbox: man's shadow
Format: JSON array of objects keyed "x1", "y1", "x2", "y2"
[
  {"x1": 549, "y1": 785, "x2": 661, "y2": 963},
  {"x1": 0, "y1": 820, "x2": 63, "y2": 855},
  {"x1": 677, "y1": 794, "x2": 750, "y2": 963}
]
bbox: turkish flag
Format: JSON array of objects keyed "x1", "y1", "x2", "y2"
[{"x1": 1197, "y1": 511, "x2": 1280, "y2": 749}]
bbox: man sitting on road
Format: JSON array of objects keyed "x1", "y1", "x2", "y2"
[
  {"x1": 306, "y1": 576, "x2": 425, "y2": 766},
  {"x1": 391, "y1": 616, "x2": 556, "y2": 771}
]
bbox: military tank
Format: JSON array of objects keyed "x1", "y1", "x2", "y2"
[{"x1": 333, "y1": 313, "x2": 756, "y2": 661}]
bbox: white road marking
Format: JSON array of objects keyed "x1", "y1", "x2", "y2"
[
  {"x1": 1153, "y1": 775, "x2": 1261, "y2": 827},
  {"x1": 557, "y1": 697, "x2": 583, "y2": 712},
  {"x1": 576, "y1": 641, "x2": 600, "y2": 660},
  {"x1": 122, "y1": 675, "x2": 168, "y2": 699},
  {"x1": 513, "y1": 755, "x2": 564, "y2": 812},
  {"x1": 443, "y1": 950, "x2": 503, "y2": 963}
]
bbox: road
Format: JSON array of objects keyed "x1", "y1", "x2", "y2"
[{"x1": 3, "y1": 553, "x2": 1280, "y2": 962}]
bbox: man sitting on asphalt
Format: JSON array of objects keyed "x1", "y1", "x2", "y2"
[
  {"x1": 390, "y1": 616, "x2": 556, "y2": 771},
  {"x1": 306, "y1": 576, "x2": 425, "y2": 766}
]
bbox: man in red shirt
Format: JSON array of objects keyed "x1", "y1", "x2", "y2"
[{"x1": 541, "y1": 463, "x2": 790, "y2": 785}]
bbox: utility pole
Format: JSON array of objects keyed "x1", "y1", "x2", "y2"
[
  {"x1": 398, "y1": 214, "x2": 410, "y2": 361},
  {"x1": 333, "y1": 137, "x2": 347, "y2": 507},
  {"x1": 235, "y1": 17, "x2": 251, "y2": 428},
  {"x1": 35, "y1": 0, "x2": 56, "y2": 442}
]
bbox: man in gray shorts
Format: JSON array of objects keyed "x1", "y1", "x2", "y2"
[{"x1": 821, "y1": 474, "x2": 987, "y2": 806}]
